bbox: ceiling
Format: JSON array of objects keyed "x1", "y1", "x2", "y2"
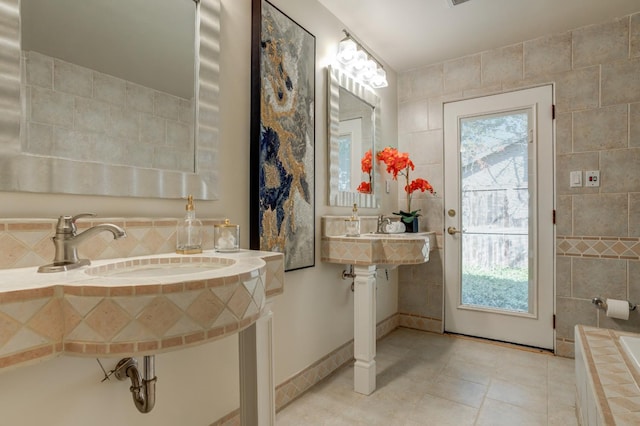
[{"x1": 317, "y1": 0, "x2": 640, "y2": 73}]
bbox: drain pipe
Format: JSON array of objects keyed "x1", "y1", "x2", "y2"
[{"x1": 114, "y1": 356, "x2": 157, "y2": 413}]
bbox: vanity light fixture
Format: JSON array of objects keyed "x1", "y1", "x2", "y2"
[
  {"x1": 446, "y1": 0, "x2": 472, "y2": 6},
  {"x1": 336, "y1": 29, "x2": 388, "y2": 89}
]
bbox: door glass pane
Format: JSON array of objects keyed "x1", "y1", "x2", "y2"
[{"x1": 459, "y1": 110, "x2": 531, "y2": 313}]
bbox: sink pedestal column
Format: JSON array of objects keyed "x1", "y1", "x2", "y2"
[{"x1": 353, "y1": 265, "x2": 377, "y2": 395}]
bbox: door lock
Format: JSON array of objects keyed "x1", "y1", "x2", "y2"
[{"x1": 447, "y1": 226, "x2": 462, "y2": 235}]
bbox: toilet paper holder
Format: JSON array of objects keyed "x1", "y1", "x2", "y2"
[{"x1": 592, "y1": 296, "x2": 637, "y2": 312}]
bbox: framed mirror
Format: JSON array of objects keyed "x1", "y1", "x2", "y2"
[
  {"x1": 0, "y1": 0, "x2": 220, "y2": 200},
  {"x1": 327, "y1": 66, "x2": 380, "y2": 208}
]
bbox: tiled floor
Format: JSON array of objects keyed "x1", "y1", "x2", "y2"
[{"x1": 276, "y1": 328, "x2": 577, "y2": 425}]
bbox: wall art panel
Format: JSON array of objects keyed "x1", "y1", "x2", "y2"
[{"x1": 250, "y1": 0, "x2": 316, "y2": 271}]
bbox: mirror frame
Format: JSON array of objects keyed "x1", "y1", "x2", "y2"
[
  {"x1": 327, "y1": 66, "x2": 380, "y2": 208},
  {"x1": 0, "y1": 0, "x2": 220, "y2": 200}
]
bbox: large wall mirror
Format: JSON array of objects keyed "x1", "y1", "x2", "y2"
[
  {"x1": 0, "y1": 0, "x2": 220, "y2": 199},
  {"x1": 327, "y1": 66, "x2": 380, "y2": 208}
]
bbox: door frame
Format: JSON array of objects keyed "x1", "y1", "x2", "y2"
[{"x1": 442, "y1": 85, "x2": 556, "y2": 350}]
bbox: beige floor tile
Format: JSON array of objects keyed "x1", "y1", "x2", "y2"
[
  {"x1": 380, "y1": 328, "x2": 423, "y2": 348},
  {"x1": 501, "y1": 347, "x2": 551, "y2": 370},
  {"x1": 476, "y1": 397, "x2": 547, "y2": 426},
  {"x1": 384, "y1": 354, "x2": 443, "y2": 383},
  {"x1": 548, "y1": 354, "x2": 576, "y2": 385},
  {"x1": 406, "y1": 393, "x2": 478, "y2": 425},
  {"x1": 487, "y1": 378, "x2": 548, "y2": 414},
  {"x1": 340, "y1": 394, "x2": 409, "y2": 425},
  {"x1": 370, "y1": 372, "x2": 430, "y2": 406},
  {"x1": 413, "y1": 342, "x2": 457, "y2": 364},
  {"x1": 277, "y1": 328, "x2": 577, "y2": 425},
  {"x1": 493, "y1": 361, "x2": 549, "y2": 391},
  {"x1": 549, "y1": 400, "x2": 579, "y2": 426},
  {"x1": 424, "y1": 374, "x2": 488, "y2": 408},
  {"x1": 375, "y1": 351, "x2": 407, "y2": 374},
  {"x1": 441, "y1": 357, "x2": 496, "y2": 385},
  {"x1": 450, "y1": 339, "x2": 511, "y2": 368},
  {"x1": 548, "y1": 378, "x2": 577, "y2": 407},
  {"x1": 276, "y1": 391, "x2": 343, "y2": 425},
  {"x1": 377, "y1": 343, "x2": 413, "y2": 360}
]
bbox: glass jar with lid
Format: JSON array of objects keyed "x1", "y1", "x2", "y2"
[{"x1": 214, "y1": 219, "x2": 240, "y2": 252}]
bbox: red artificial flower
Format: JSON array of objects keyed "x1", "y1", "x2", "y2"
[
  {"x1": 356, "y1": 181, "x2": 371, "y2": 194},
  {"x1": 358, "y1": 146, "x2": 436, "y2": 211},
  {"x1": 393, "y1": 151, "x2": 414, "y2": 174},
  {"x1": 406, "y1": 178, "x2": 434, "y2": 195},
  {"x1": 376, "y1": 147, "x2": 416, "y2": 178},
  {"x1": 376, "y1": 147, "x2": 399, "y2": 177},
  {"x1": 376, "y1": 146, "x2": 435, "y2": 214},
  {"x1": 360, "y1": 150, "x2": 373, "y2": 174}
]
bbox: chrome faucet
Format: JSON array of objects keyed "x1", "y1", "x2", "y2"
[
  {"x1": 377, "y1": 214, "x2": 391, "y2": 233},
  {"x1": 38, "y1": 213, "x2": 126, "y2": 273}
]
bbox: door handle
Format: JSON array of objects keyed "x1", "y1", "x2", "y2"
[{"x1": 447, "y1": 226, "x2": 462, "y2": 235}]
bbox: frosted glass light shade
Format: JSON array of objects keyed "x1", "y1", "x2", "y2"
[
  {"x1": 360, "y1": 59, "x2": 377, "y2": 82},
  {"x1": 337, "y1": 39, "x2": 357, "y2": 65},
  {"x1": 351, "y1": 50, "x2": 368, "y2": 71},
  {"x1": 370, "y1": 68, "x2": 388, "y2": 88}
]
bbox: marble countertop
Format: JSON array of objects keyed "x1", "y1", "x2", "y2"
[{"x1": 0, "y1": 250, "x2": 269, "y2": 291}]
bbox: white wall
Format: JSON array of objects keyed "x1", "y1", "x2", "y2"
[{"x1": 0, "y1": 0, "x2": 399, "y2": 424}]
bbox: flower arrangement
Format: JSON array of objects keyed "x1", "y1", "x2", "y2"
[
  {"x1": 356, "y1": 149, "x2": 373, "y2": 194},
  {"x1": 376, "y1": 146, "x2": 434, "y2": 225}
]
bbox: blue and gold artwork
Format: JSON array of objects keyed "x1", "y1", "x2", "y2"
[{"x1": 257, "y1": 1, "x2": 315, "y2": 271}]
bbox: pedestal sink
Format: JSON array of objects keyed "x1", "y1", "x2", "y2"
[
  {"x1": 321, "y1": 232, "x2": 431, "y2": 395},
  {"x1": 0, "y1": 250, "x2": 283, "y2": 425}
]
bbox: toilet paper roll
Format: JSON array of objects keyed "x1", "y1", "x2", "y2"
[{"x1": 606, "y1": 298, "x2": 629, "y2": 320}]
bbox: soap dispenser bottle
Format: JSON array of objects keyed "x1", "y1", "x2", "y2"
[
  {"x1": 345, "y1": 203, "x2": 361, "y2": 237},
  {"x1": 176, "y1": 195, "x2": 203, "y2": 254}
]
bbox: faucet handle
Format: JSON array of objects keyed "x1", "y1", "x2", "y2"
[
  {"x1": 56, "y1": 213, "x2": 96, "y2": 234},
  {"x1": 71, "y1": 213, "x2": 96, "y2": 223}
]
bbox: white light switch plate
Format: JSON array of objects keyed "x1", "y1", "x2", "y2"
[
  {"x1": 570, "y1": 171, "x2": 582, "y2": 187},
  {"x1": 585, "y1": 170, "x2": 600, "y2": 187}
]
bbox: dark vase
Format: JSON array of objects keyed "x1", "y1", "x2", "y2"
[{"x1": 404, "y1": 217, "x2": 419, "y2": 233}]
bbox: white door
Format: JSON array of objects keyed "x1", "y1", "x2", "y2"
[{"x1": 443, "y1": 86, "x2": 554, "y2": 350}]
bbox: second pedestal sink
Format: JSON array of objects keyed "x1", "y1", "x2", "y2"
[
  {"x1": 321, "y1": 232, "x2": 431, "y2": 395},
  {"x1": 321, "y1": 232, "x2": 430, "y2": 266}
]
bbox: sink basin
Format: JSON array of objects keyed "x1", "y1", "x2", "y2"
[
  {"x1": 321, "y1": 232, "x2": 430, "y2": 266},
  {"x1": 357, "y1": 233, "x2": 420, "y2": 238},
  {"x1": 85, "y1": 256, "x2": 236, "y2": 278}
]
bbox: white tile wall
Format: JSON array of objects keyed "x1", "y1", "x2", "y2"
[{"x1": 22, "y1": 50, "x2": 195, "y2": 172}]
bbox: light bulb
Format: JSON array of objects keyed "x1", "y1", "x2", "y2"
[
  {"x1": 370, "y1": 68, "x2": 388, "y2": 88},
  {"x1": 361, "y1": 60, "x2": 377, "y2": 82},
  {"x1": 351, "y1": 50, "x2": 367, "y2": 72},
  {"x1": 336, "y1": 39, "x2": 357, "y2": 65}
]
